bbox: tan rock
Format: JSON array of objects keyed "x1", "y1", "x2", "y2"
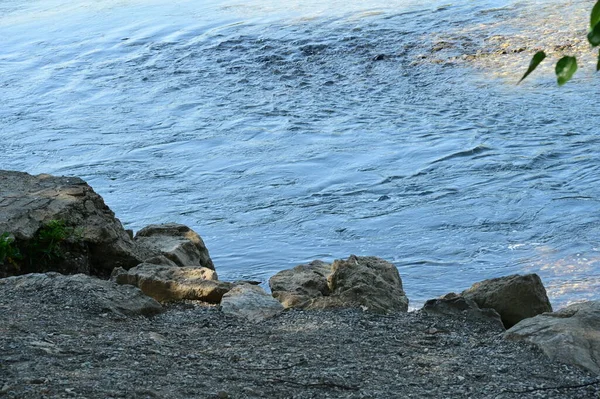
[
  {"x1": 322, "y1": 255, "x2": 409, "y2": 313},
  {"x1": 112, "y1": 263, "x2": 231, "y2": 303},
  {"x1": 269, "y1": 260, "x2": 331, "y2": 308},
  {"x1": 135, "y1": 223, "x2": 214, "y2": 270},
  {"x1": 270, "y1": 255, "x2": 409, "y2": 313}
]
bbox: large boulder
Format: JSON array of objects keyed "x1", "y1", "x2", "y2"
[
  {"x1": 325, "y1": 255, "x2": 409, "y2": 313},
  {"x1": 111, "y1": 263, "x2": 232, "y2": 303},
  {"x1": 269, "y1": 260, "x2": 331, "y2": 308},
  {"x1": 270, "y1": 255, "x2": 409, "y2": 313},
  {"x1": 0, "y1": 272, "x2": 163, "y2": 317},
  {"x1": 461, "y1": 273, "x2": 552, "y2": 328},
  {"x1": 134, "y1": 223, "x2": 214, "y2": 270},
  {"x1": 421, "y1": 292, "x2": 505, "y2": 331},
  {"x1": 0, "y1": 170, "x2": 143, "y2": 278},
  {"x1": 220, "y1": 284, "x2": 284, "y2": 322},
  {"x1": 505, "y1": 301, "x2": 600, "y2": 375}
]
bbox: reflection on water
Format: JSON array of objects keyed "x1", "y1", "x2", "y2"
[{"x1": 0, "y1": 0, "x2": 598, "y2": 308}]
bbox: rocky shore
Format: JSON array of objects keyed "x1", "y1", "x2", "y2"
[{"x1": 1, "y1": 170, "x2": 599, "y2": 398}]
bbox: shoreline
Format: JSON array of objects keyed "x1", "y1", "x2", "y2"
[
  {"x1": 1, "y1": 169, "x2": 599, "y2": 398},
  {"x1": 1, "y1": 287, "x2": 599, "y2": 399}
]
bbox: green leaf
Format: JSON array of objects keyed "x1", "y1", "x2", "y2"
[
  {"x1": 555, "y1": 56, "x2": 578, "y2": 86},
  {"x1": 591, "y1": 1, "x2": 600, "y2": 30},
  {"x1": 518, "y1": 51, "x2": 546, "y2": 84},
  {"x1": 588, "y1": 21, "x2": 600, "y2": 47}
]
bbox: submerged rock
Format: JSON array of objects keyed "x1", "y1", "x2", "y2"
[
  {"x1": 505, "y1": 300, "x2": 600, "y2": 375},
  {"x1": 111, "y1": 263, "x2": 231, "y2": 303},
  {"x1": 461, "y1": 273, "x2": 552, "y2": 328}
]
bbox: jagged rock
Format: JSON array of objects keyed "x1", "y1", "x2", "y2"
[
  {"x1": 134, "y1": 223, "x2": 214, "y2": 270},
  {"x1": 505, "y1": 301, "x2": 600, "y2": 375},
  {"x1": 271, "y1": 255, "x2": 408, "y2": 313},
  {"x1": 0, "y1": 272, "x2": 162, "y2": 317},
  {"x1": 323, "y1": 255, "x2": 409, "y2": 313},
  {"x1": 0, "y1": 170, "x2": 143, "y2": 278},
  {"x1": 220, "y1": 284, "x2": 284, "y2": 322},
  {"x1": 111, "y1": 263, "x2": 231, "y2": 303},
  {"x1": 269, "y1": 260, "x2": 331, "y2": 308},
  {"x1": 421, "y1": 292, "x2": 505, "y2": 330},
  {"x1": 461, "y1": 273, "x2": 552, "y2": 328}
]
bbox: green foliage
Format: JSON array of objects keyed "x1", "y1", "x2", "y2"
[
  {"x1": 1, "y1": 220, "x2": 81, "y2": 274},
  {"x1": 588, "y1": 22, "x2": 600, "y2": 47},
  {"x1": 28, "y1": 219, "x2": 74, "y2": 266},
  {"x1": 520, "y1": 0, "x2": 600, "y2": 84},
  {"x1": 591, "y1": 1, "x2": 600, "y2": 30},
  {"x1": 518, "y1": 51, "x2": 546, "y2": 84},
  {"x1": 0, "y1": 233, "x2": 21, "y2": 269},
  {"x1": 555, "y1": 56, "x2": 578, "y2": 86}
]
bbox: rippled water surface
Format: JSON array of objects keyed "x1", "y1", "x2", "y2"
[{"x1": 2, "y1": 0, "x2": 599, "y2": 308}]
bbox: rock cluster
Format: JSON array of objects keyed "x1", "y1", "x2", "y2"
[
  {"x1": 270, "y1": 255, "x2": 409, "y2": 313},
  {"x1": 1, "y1": 170, "x2": 599, "y2": 378}
]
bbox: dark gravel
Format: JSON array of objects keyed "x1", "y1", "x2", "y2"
[{"x1": 1, "y1": 287, "x2": 599, "y2": 399}]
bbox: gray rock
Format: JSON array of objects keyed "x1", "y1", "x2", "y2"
[
  {"x1": 0, "y1": 170, "x2": 143, "y2": 278},
  {"x1": 421, "y1": 292, "x2": 505, "y2": 330},
  {"x1": 271, "y1": 255, "x2": 409, "y2": 313},
  {"x1": 111, "y1": 263, "x2": 231, "y2": 303},
  {"x1": 269, "y1": 260, "x2": 331, "y2": 308},
  {"x1": 135, "y1": 223, "x2": 214, "y2": 270},
  {"x1": 324, "y1": 255, "x2": 409, "y2": 313},
  {"x1": 220, "y1": 284, "x2": 284, "y2": 322},
  {"x1": 505, "y1": 300, "x2": 600, "y2": 375},
  {"x1": 461, "y1": 273, "x2": 552, "y2": 328},
  {"x1": 0, "y1": 272, "x2": 162, "y2": 317}
]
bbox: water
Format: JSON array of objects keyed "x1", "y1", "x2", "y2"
[{"x1": 1, "y1": 0, "x2": 599, "y2": 308}]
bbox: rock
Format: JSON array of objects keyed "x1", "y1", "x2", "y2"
[
  {"x1": 0, "y1": 272, "x2": 162, "y2": 317},
  {"x1": 271, "y1": 255, "x2": 409, "y2": 313},
  {"x1": 421, "y1": 292, "x2": 505, "y2": 330},
  {"x1": 111, "y1": 264, "x2": 231, "y2": 303},
  {"x1": 461, "y1": 273, "x2": 552, "y2": 328},
  {"x1": 505, "y1": 301, "x2": 600, "y2": 375},
  {"x1": 269, "y1": 260, "x2": 331, "y2": 308},
  {"x1": 134, "y1": 223, "x2": 214, "y2": 270},
  {"x1": 0, "y1": 170, "x2": 143, "y2": 278},
  {"x1": 324, "y1": 255, "x2": 409, "y2": 313},
  {"x1": 220, "y1": 284, "x2": 284, "y2": 322}
]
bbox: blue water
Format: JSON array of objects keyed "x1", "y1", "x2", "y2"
[{"x1": 1, "y1": 0, "x2": 598, "y2": 308}]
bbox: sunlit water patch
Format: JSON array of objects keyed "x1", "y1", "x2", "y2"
[{"x1": 1, "y1": 0, "x2": 598, "y2": 308}]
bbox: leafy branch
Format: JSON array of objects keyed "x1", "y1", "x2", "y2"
[{"x1": 520, "y1": 0, "x2": 600, "y2": 85}]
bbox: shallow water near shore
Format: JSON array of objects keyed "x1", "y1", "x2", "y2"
[{"x1": 1, "y1": 0, "x2": 599, "y2": 308}]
